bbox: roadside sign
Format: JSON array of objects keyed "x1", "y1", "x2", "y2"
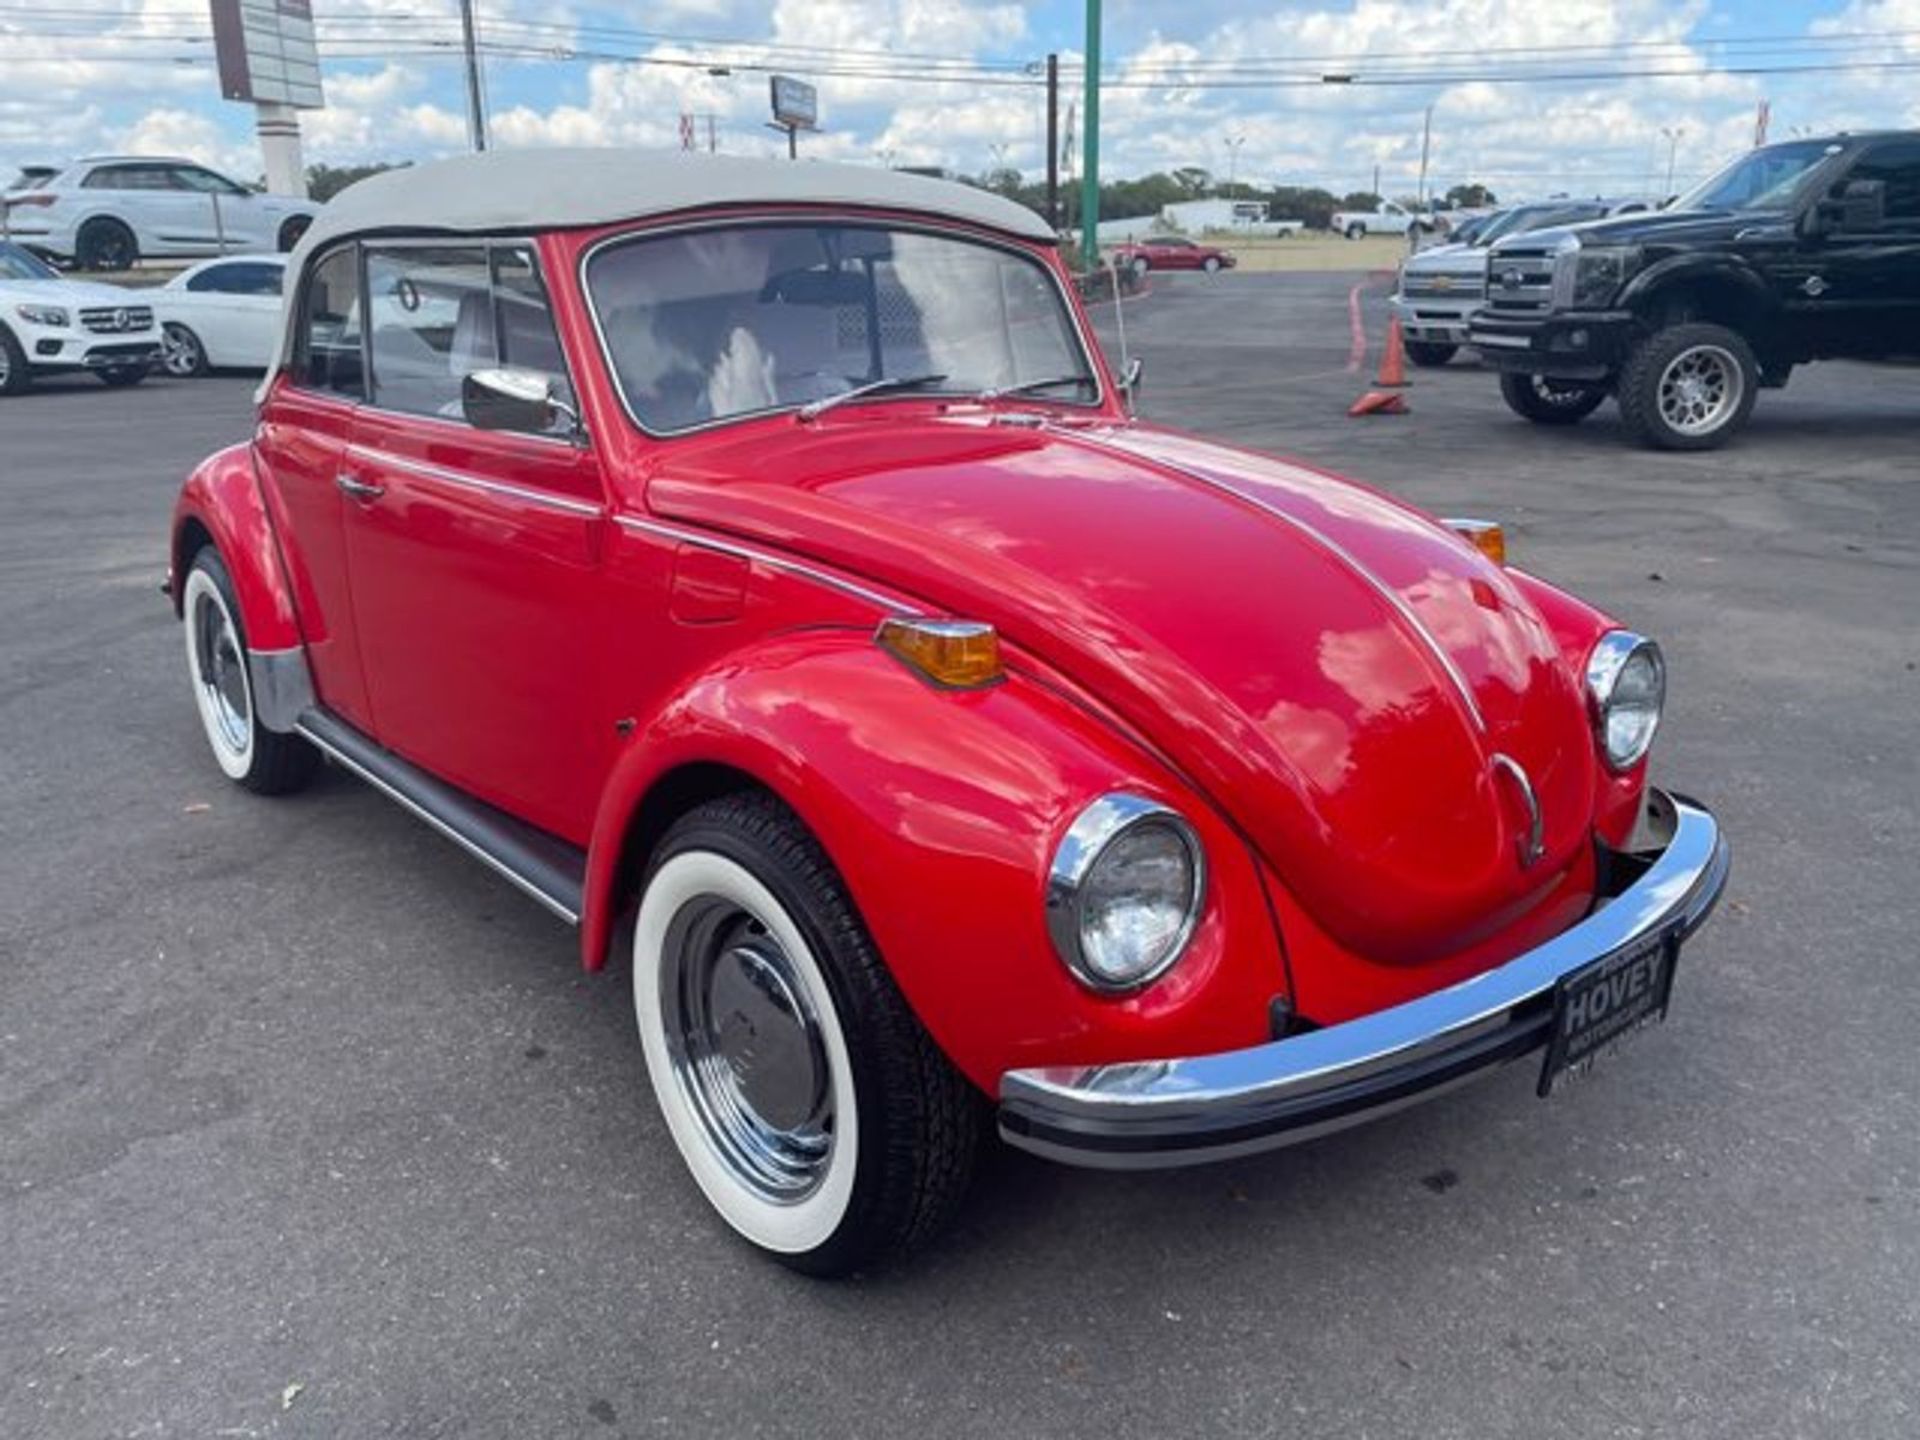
[
  {"x1": 210, "y1": 0, "x2": 326, "y2": 110},
  {"x1": 770, "y1": 76, "x2": 818, "y2": 131}
]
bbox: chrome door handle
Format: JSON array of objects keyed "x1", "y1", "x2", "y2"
[{"x1": 335, "y1": 473, "x2": 386, "y2": 502}]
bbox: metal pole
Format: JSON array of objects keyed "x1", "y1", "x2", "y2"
[
  {"x1": 1046, "y1": 53, "x2": 1060, "y2": 231},
  {"x1": 1080, "y1": 0, "x2": 1101, "y2": 271},
  {"x1": 788, "y1": 124, "x2": 798, "y2": 160},
  {"x1": 458, "y1": 0, "x2": 487, "y2": 151},
  {"x1": 1417, "y1": 104, "x2": 1433, "y2": 207},
  {"x1": 211, "y1": 191, "x2": 227, "y2": 254}
]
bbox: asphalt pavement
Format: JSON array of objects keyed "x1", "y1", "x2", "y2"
[{"x1": 3, "y1": 271, "x2": 1916, "y2": 1438}]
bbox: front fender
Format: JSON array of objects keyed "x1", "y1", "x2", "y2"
[
  {"x1": 583, "y1": 631, "x2": 1289, "y2": 1091},
  {"x1": 1619, "y1": 255, "x2": 1777, "y2": 322},
  {"x1": 171, "y1": 444, "x2": 312, "y2": 734}
]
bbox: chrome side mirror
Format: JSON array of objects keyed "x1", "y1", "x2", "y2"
[
  {"x1": 1119, "y1": 356, "x2": 1144, "y2": 413},
  {"x1": 462, "y1": 367, "x2": 581, "y2": 438}
]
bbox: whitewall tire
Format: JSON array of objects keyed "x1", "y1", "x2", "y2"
[
  {"x1": 631, "y1": 792, "x2": 980, "y2": 1276},
  {"x1": 179, "y1": 549, "x2": 316, "y2": 795}
]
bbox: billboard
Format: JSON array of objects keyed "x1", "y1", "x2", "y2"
[
  {"x1": 210, "y1": 0, "x2": 325, "y2": 110},
  {"x1": 769, "y1": 76, "x2": 818, "y2": 131}
]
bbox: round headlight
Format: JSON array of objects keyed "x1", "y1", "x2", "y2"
[
  {"x1": 1047, "y1": 793, "x2": 1205, "y2": 993},
  {"x1": 1586, "y1": 631, "x2": 1665, "y2": 771}
]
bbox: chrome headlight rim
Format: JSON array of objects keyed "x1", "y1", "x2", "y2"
[
  {"x1": 1046, "y1": 792, "x2": 1207, "y2": 995},
  {"x1": 1586, "y1": 630, "x2": 1666, "y2": 772}
]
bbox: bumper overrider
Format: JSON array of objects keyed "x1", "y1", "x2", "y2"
[
  {"x1": 1469, "y1": 309, "x2": 1638, "y2": 379},
  {"x1": 999, "y1": 789, "x2": 1729, "y2": 1169}
]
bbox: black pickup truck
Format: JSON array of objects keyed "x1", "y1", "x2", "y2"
[{"x1": 1469, "y1": 132, "x2": 1920, "y2": 449}]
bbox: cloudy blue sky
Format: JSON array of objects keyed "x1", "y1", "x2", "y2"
[{"x1": 4, "y1": 1, "x2": 1919, "y2": 201}]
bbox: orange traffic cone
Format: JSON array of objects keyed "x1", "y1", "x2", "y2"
[{"x1": 1349, "y1": 316, "x2": 1411, "y2": 416}]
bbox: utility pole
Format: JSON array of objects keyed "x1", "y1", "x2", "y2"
[
  {"x1": 458, "y1": 0, "x2": 487, "y2": 151},
  {"x1": 1417, "y1": 103, "x2": 1433, "y2": 206},
  {"x1": 1223, "y1": 133, "x2": 1246, "y2": 193},
  {"x1": 1046, "y1": 53, "x2": 1060, "y2": 231},
  {"x1": 1080, "y1": 0, "x2": 1101, "y2": 271},
  {"x1": 1661, "y1": 126, "x2": 1684, "y2": 195}
]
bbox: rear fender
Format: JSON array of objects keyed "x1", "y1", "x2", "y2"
[
  {"x1": 171, "y1": 442, "x2": 312, "y2": 730},
  {"x1": 583, "y1": 630, "x2": 1287, "y2": 1091}
]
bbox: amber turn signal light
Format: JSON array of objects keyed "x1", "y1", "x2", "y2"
[
  {"x1": 875, "y1": 618, "x2": 1004, "y2": 689},
  {"x1": 1443, "y1": 518, "x2": 1507, "y2": 566}
]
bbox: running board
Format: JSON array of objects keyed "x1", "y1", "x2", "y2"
[{"x1": 295, "y1": 709, "x2": 587, "y2": 925}]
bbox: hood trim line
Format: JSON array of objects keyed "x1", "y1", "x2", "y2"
[
  {"x1": 616, "y1": 515, "x2": 927, "y2": 616},
  {"x1": 1059, "y1": 429, "x2": 1488, "y2": 734}
]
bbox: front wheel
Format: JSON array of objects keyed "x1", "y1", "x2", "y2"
[
  {"x1": 180, "y1": 549, "x2": 318, "y2": 794},
  {"x1": 1498, "y1": 371, "x2": 1609, "y2": 425},
  {"x1": 277, "y1": 215, "x2": 312, "y2": 252},
  {"x1": 633, "y1": 792, "x2": 980, "y2": 1276},
  {"x1": 1616, "y1": 322, "x2": 1758, "y2": 451},
  {"x1": 0, "y1": 324, "x2": 29, "y2": 396},
  {"x1": 1405, "y1": 340, "x2": 1458, "y2": 368},
  {"x1": 1344, "y1": 223, "x2": 1364, "y2": 240},
  {"x1": 1130, "y1": 256, "x2": 1150, "y2": 277},
  {"x1": 160, "y1": 323, "x2": 208, "y2": 377},
  {"x1": 1202, "y1": 256, "x2": 1221, "y2": 274}
]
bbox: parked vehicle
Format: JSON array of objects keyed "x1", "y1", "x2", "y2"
[
  {"x1": 0, "y1": 240, "x2": 159, "y2": 394},
  {"x1": 1109, "y1": 234, "x2": 1237, "y2": 274},
  {"x1": 1330, "y1": 199, "x2": 1437, "y2": 239},
  {"x1": 153, "y1": 254, "x2": 287, "y2": 376},
  {"x1": 1391, "y1": 200, "x2": 1653, "y2": 366},
  {"x1": 170, "y1": 151, "x2": 1728, "y2": 1273},
  {"x1": 0, "y1": 156, "x2": 319, "y2": 271},
  {"x1": 1471, "y1": 131, "x2": 1920, "y2": 448}
]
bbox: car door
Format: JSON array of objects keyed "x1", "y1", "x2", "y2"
[
  {"x1": 253, "y1": 243, "x2": 376, "y2": 728},
  {"x1": 185, "y1": 259, "x2": 285, "y2": 365},
  {"x1": 1814, "y1": 140, "x2": 1920, "y2": 357},
  {"x1": 170, "y1": 165, "x2": 265, "y2": 252},
  {"x1": 105, "y1": 162, "x2": 211, "y2": 255},
  {"x1": 341, "y1": 240, "x2": 613, "y2": 841}
]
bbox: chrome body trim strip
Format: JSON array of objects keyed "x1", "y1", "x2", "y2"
[
  {"x1": 998, "y1": 789, "x2": 1729, "y2": 1170},
  {"x1": 294, "y1": 713, "x2": 583, "y2": 925},
  {"x1": 613, "y1": 515, "x2": 925, "y2": 615},
  {"x1": 344, "y1": 444, "x2": 604, "y2": 518},
  {"x1": 1066, "y1": 430, "x2": 1489, "y2": 732},
  {"x1": 248, "y1": 645, "x2": 316, "y2": 734}
]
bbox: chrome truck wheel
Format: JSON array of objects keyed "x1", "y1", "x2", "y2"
[{"x1": 1618, "y1": 321, "x2": 1759, "y2": 451}]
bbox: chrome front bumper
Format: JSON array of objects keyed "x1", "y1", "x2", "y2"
[{"x1": 998, "y1": 790, "x2": 1729, "y2": 1170}]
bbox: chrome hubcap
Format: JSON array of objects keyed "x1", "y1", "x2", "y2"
[
  {"x1": 192, "y1": 590, "x2": 250, "y2": 753},
  {"x1": 662, "y1": 897, "x2": 834, "y2": 1201},
  {"x1": 1657, "y1": 345, "x2": 1741, "y2": 435}
]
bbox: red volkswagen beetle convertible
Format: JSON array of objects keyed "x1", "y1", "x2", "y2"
[{"x1": 170, "y1": 152, "x2": 1728, "y2": 1274}]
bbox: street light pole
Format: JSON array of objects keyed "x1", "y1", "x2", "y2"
[
  {"x1": 458, "y1": 0, "x2": 487, "y2": 152},
  {"x1": 1662, "y1": 126, "x2": 1684, "y2": 196},
  {"x1": 1080, "y1": 0, "x2": 1101, "y2": 272},
  {"x1": 1223, "y1": 133, "x2": 1245, "y2": 193}
]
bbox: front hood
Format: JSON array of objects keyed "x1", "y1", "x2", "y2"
[
  {"x1": 1559, "y1": 207, "x2": 1794, "y2": 248},
  {"x1": 650, "y1": 416, "x2": 1599, "y2": 967},
  {"x1": 0, "y1": 277, "x2": 147, "y2": 307}
]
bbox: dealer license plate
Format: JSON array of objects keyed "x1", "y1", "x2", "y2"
[{"x1": 1538, "y1": 932, "x2": 1679, "y2": 1097}]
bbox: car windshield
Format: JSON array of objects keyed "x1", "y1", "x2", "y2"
[
  {"x1": 1673, "y1": 140, "x2": 1841, "y2": 212},
  {"x1": 1476, "y1": 205, "x2": 1594, "y2": 245},
  {"x1": 0, "y1": 241, "x2": 57, "y2": 280},
  {"x1": 585, "y1": 222, "x2": 1097, "y2": 433}
]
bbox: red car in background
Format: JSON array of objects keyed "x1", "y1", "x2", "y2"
[
  {"x1": 170, "y1": 151, "x2": 1727, "y2": 1275},
  {"x1": 1110, "y1": 234, "x2": 1237, "y2": 274}
]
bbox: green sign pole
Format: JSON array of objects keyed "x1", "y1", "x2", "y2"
[{"x1": 1081, "y1": 0, "x2": 1101, "y2": 272}]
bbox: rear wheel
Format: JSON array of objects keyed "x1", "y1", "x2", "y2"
[
  {"x1": 1616, "y1": 322, "x2": 1758, "y2": 451},
  {"x1": 161, "y1": 323, "x2": 208, "y2": 378},
  {"x1": 633, "y1": 792, "x2": 980, "y2": 1276},
  {"x1": 180, "y1": 548, "x2": 319, "y2": 794},
  {"x1": 1131, "y1": 256, "x2": 1150, "y2": 277},
  {"x1": 1202, "y1": 256, "x2": 1221, "y2": 274},
  {"x1": 1498, "y1": 371, "x2": 1608, "y2": 425},
  {"x1": 0, "y1": 325, "x2": 29, "y2": 396},
  {"x1": 277, "y1": 215, "x2": 311, "y2": 252},
  {"x1": 1344, "y1": 223, "x2": 1364, "y2": 240},
  {"x1": 75, "y1": 217, "x2": 137, "y2": 272},
  {"x1": 1405, "y1": 340, "x2": 1458, "y2": 367}
]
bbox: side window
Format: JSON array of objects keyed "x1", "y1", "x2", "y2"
[
  {"x1": 1845, "y1": 143, "x2": 1920, "y2": 224},
  {"x1": 366, "y1": 245, "x2": 493, "y2": 419},
  {"x1": 491, "y1": 247, "x2": 576, "y2": 417},
  {"x1": 172, "y1": 166, "x2": 248, "y2": 197},
  {"x1": 298, "y1": 247, "x2": 365, "y2": 398},
  {"x1": 81, "y1": 166, "x2": 131, "y2": 190}
]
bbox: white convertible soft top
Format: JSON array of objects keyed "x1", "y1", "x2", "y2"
[{"x1": 262, "y1": 149, "x2": 1056, "y2": 389}]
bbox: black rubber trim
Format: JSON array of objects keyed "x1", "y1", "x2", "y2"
[{"x1": 296, "y1": 708, "x2": 586, "y2": 923}]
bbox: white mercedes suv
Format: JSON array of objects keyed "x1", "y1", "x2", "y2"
[
  {"x1": 0, "y1": 240, "x2": 161, "y2": 394},
  {"x1": 1, "y1": 156, "x2": 320, "y2": 271}
]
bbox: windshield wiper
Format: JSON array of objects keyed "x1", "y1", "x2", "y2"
[
  {"x1": 797, "y1": 372, "x2": 949, "y2": 421},
  {"x1": 976, "y1": 373, "x2": 1097, "y2": 402}
]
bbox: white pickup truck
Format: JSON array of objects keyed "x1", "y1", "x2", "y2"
[{"x1": 1329, "y1": 200, "x2": 1439, "y2": 240}]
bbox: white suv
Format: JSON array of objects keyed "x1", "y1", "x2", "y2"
[
  {"x1": 0, "y1": 240, "x2": 161, "y2": 394},
  {"x1": 1, "y1": 156, "x2": 320, "y2": 271}
]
